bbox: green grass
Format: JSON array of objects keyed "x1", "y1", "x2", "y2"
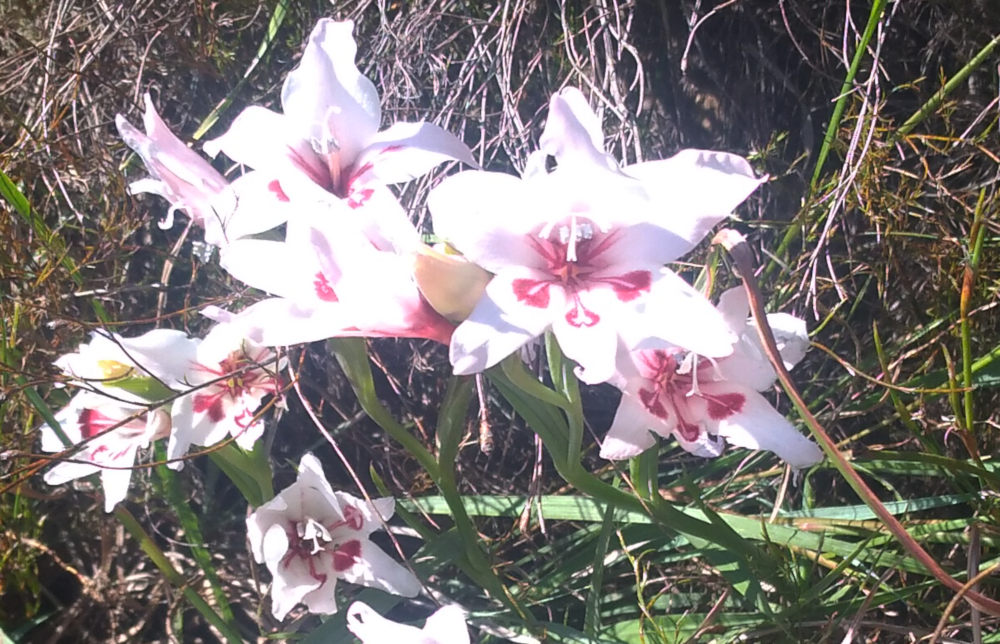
[{"x1": 2, "y1": 1, "x2": 1000, "y2": 642}]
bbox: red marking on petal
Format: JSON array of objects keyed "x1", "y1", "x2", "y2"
[
  {"x1": 347, "y1": 188, "x2": 374, "y2": 209},
  {"x1": 314, "y1": 272, "x2": 339, "y2": 302},
  {"x1": 342, "y1": 505, "x2": 364, "y2": 531},
  {"x1": 677, "y1": 419, "x2": 701, "y2": 442},
  {"x1": 605, "y1": 270, "x2": 652, "y2": 302},
  {"x1": 79, "y1": 408, "x2": 113, "y2": 439},
  {"x1": 193, "y1": 392, "x2": 226, "y2": 422},
  {"x1": 706, "y1": 392, "x2": 746, "y2": 420},
  {"x1": 639, "y1": 388, "x2": 669, "y2": 420},
  {"x1": 512, "y1": 278, "x2": 551, "y2": 308},
  {"x1": 267, "y1": 179, "x2": 290, "y2": 202},
  {"x1": 332, "y1": 539, "x2": 362, "y2": 572},
  {"x1": 565, "y1": 297, "x2": 600, "y2": 327}
]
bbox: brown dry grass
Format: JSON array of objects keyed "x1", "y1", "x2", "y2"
[{"x1": 2, "y1": 0, "x2": 999, "y2": 641}]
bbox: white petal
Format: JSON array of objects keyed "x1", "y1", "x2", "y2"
[
  {"x1": 262, "y1": 522, "x2": 291, "y2": 569},
  {"x1": 222, "y1": 172, "x2": 297, "y2": 241},
  {"x1": 423, "y1": 605, "x2": 471, "y2": 644},
  {"x1": 340, "y1": 539, "x2": 421, "y2": 598},
  {"x1": 246, "y1": 499, "x2": 289, "y2": 563},
  {"x1": 213, "y1": 298, "x2": 347, "y2": 347},
  {"x1": 280, "y1": 18, "x2": 380, "y2": 166},
  {"x1": 540, "y1": 87, "x2": 616, "y2": 172},
  {"x1": 39, "y1": 396, "x2": 85, "y2": 452},
  {"x1": 550, "y1": 289, "x2": 621, "y2": 385},
  {"x1": 99, "y1": 451, "x2": 138, "y2": 512},
  {"x1": 630, "y1": 269, "x2": 736, "y2": 358},
  {"x1": 43, "y1": 460, "x2": 100, "y2": 486},
  {"x1": 427, "y1": 171, "x2": 540, "y2": 272},
  {"x1": 298, "y1": 568, "x2": 340, "y2": 615},
  {"x1": 761, "y1": 312, "x2": 810, "y2": 370},
  {"x1": 166, "y1": 394, "x2": 196, "y2": 469},
  {"x1": 346, "y1": 601, "x2": 425, "y2": 642},
  {"x1": 716, "y1": 286, "x2": 750, "y2": 333},
  {"x1": 117, "y1": 94, "x2": 230, "y2": 229},
  {"x1": 449, "y1": 288, "x2": 551, "y2": 375},
  {"x1": 700, "y1": 382, "x2": 823, "y2": 468},
  {"x1": 220, "y1": 240, "x2": 319, "y2": 301},
  {"x1": 624, "y1": 149, "x2": 764, "y2": 252},
  {"x1": 352, "y1": 120, "x2": 477, "y2": 186},
  {"x1": 203, "y1": 106, "x2": 329, "y2": 189},
  {"x1": 267, "y1": 549, "x2": 325, "y2": 620},
  {"x1": 296, "y1": 454, "x2": 343, "y2": 513},
  {"x1": 600, "y1": 395, "x2": 659, "y2": 460}
]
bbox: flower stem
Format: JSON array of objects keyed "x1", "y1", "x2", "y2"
[{"x1": 115, "y1": 506, "x2": 243, "y2": 643}]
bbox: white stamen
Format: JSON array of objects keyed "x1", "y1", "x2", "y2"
[
  {"x1": 678, "y1": 353, "x2": 702, "y2": 397},
  {"x1": 298, "y1": 517, "x2": 333, "y2": 555}
]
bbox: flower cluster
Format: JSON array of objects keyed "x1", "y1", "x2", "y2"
[
  {"x1": 40, "y1": 324, "x2": 283, "y2": 509},
  {"x1": 40, "y1": 14, "x2": 824, "y2": 628}
]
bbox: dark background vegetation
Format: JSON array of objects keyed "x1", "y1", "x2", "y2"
[{"x1": 1, "y1": 0, "x2": 999, "y2": 641}]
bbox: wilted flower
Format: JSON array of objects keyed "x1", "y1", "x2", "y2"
[
  {"x1": 167, "y1": 324, "x2": 284, "y2": 468},
  {"x1": 600, "y1": 287, "x2": 823, "y2": 467},
  {"x1": 247, "y1": 454, "x2": 420, "y2": 620},
  {"x1": 428, "y1": 87, "x2": 763, "y2": 383},
  {"x1": 39, "y1": 392, "x2": 170, "y2": 512},
  {"x1": 346, "y1": 601, "x2": 470, "y2": 644},
  {"x1": 116, "y1": 94, "x2": 231, "y2": 245}
]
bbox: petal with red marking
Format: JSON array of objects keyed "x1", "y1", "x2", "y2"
[{"x1": 698, "y1": 382, "x2": 823, "y2": 468}]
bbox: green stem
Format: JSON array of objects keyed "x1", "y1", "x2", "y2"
[
  {"x1": 771, "y1": 0, "x2": 887, "y2": 269},
  {"x1": 960, "y1": 189, "x2": 988, "y2": 436},
  {"x1": 808, "y1": 0, "x2": 887, "y2": 193},
  {"x1": 153, "y1": 446, "x2": 235, "y2": 625},
  {"x1": 435, "y1": 376, "x2": 528, "y2": 618},
  {"x1": 487, "y1": 367, "x2": 769, "y2": 574},
  {"x1": 115, "y1": 507, "x2": 242, "y2": 643},
  {"x1": 329, "y1": 338, "x2": 439, "y2": 478},
  {"x1": 894, "y1": 34, "x2": 1000, "y2": 140}
]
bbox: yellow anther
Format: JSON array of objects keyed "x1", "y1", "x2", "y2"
[{"x1": 97, "y1": 359, "x2": 134, "y2": 380}]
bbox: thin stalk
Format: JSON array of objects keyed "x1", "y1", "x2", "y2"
[
  {"x1": 115, "y1": 507, "x2": 243, "y2": 643},
  {"x1": 714, "y1": 228, "x2": 1000, "y2": 616},
  {"x1": 960, "y1": 189, "x2": 988, "y2": 436},
  {"x1": 894, "y1": 34, "x2": 1000, "y2": 140},
  {"x1": 772, "y1": 0, "x2": 887, "y2": 265}
]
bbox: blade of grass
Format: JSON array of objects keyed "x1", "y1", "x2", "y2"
[
  {"x1": 152, "y1": 444, "x2": 236, "y2": 627},
  {"x1": 715, "y1": 228, "x2": 1000, "y2": 616},
  {"x1": 114, "y1": 507, "x2": 242, "y2": 643},
  {"x1": 584, "y1": 500, "x2": 617, "y2": 636},
  {"x1": 191, "y1": 0, "x2": 290, "y2": 140},
  {"x1": 769, "y1": 0, "x2": 888, "y2": 270}
]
